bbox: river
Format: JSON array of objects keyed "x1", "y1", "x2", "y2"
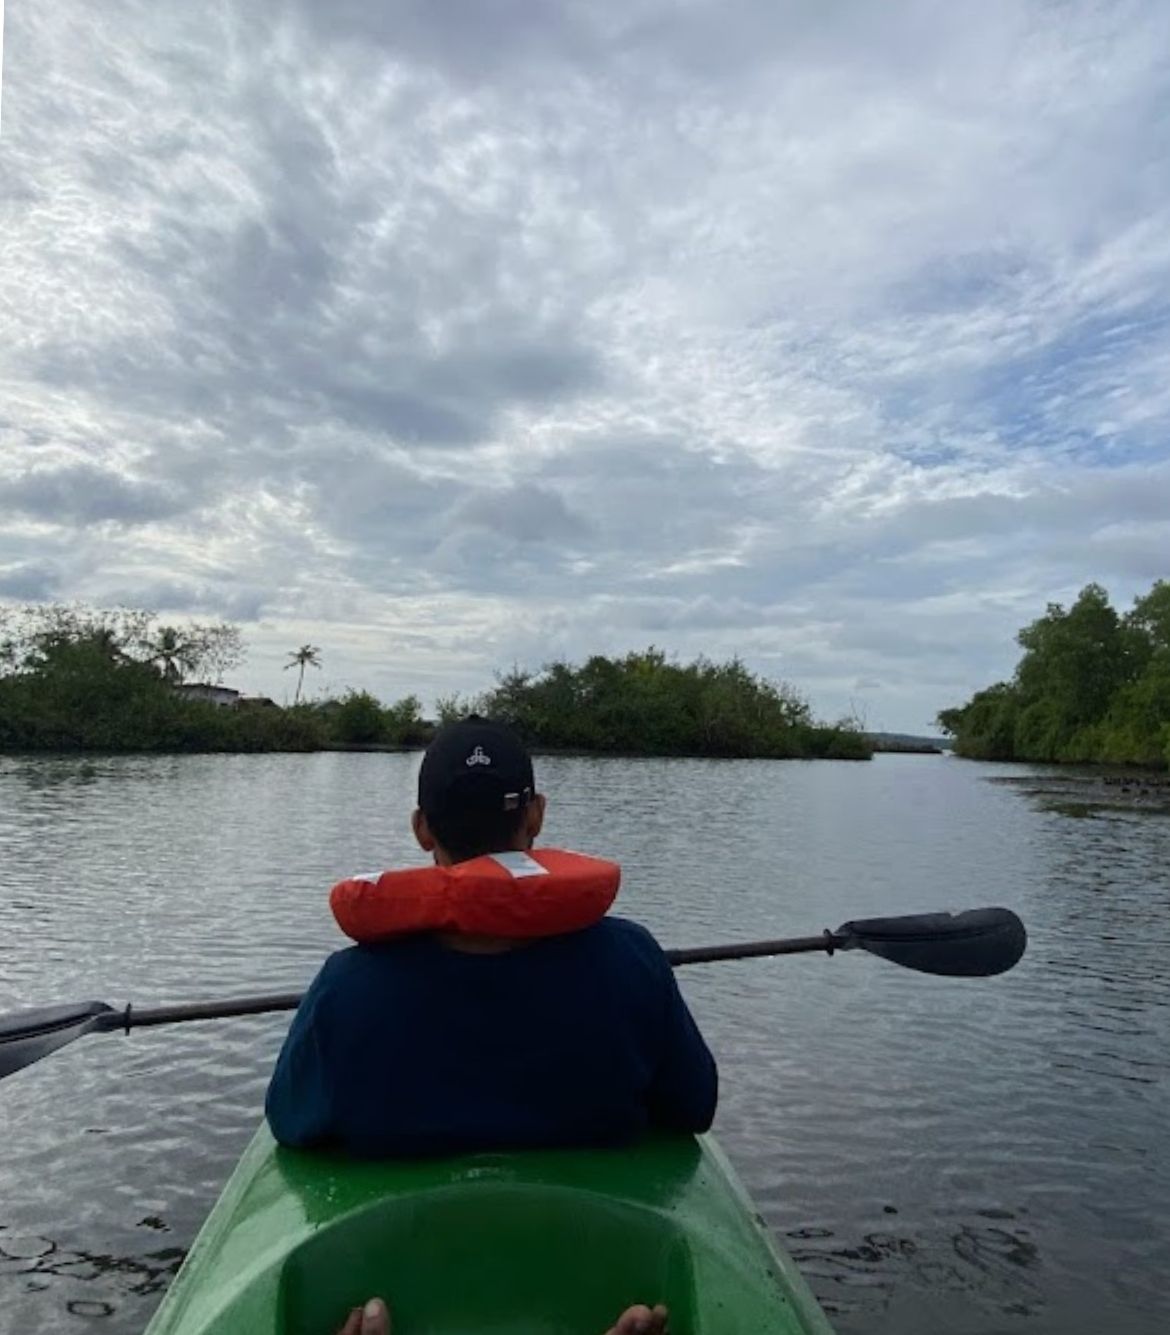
[{"x1": 0, "y1": 752, "x2": 1167, "y2": 1334}]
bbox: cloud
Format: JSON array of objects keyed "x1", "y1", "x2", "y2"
[
  {"x1": 0, "y1": 463, "x2": 193, "y2": 526},
  {"x1": 1, "y1": 0, "x2": 1169, "y2": 731},
  {"x1": 0, "y1": 562, "x2": 63, "y2": 601},
  {"x1": 456, "y1": 483, "x2": 589, "y2": 544}
]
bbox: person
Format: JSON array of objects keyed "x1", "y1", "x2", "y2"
[
  {"x1": 335, "y1": 1297, "x2": 669, "y2": 1335},
  {"x1": 266, "y1": 716, "x2": 717, "y2": 1158}
]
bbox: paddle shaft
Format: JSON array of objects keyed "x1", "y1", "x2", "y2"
[
  {"x1": 110, "y1": 992, "x2": 305, "y2": 1030},
  {"x1": 98, "y1": 935, "x2": 842, "y2": 1032},
  {"x1": 666, "y1": 933, "x2": 839, "y2": 967},
  {"x1": 0, "y1": 908, "x2": 1026, "y2": 1082}
]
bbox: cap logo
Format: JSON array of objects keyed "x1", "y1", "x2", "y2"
[{"x1": 466, "y1": 746, "x2": 491, "y2": 767}]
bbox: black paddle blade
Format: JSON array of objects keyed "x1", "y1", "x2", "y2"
[
  {"x1": 835, "y1": 907, "x2": 1026, "y2": 977},
  {"x1": 0, "y1": 1001, "x2": 117, "y2": 1081}
]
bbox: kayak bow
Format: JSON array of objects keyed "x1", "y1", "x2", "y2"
[{"x1": 144, "y1": 1127, "x2": 834, "y2": 1334}]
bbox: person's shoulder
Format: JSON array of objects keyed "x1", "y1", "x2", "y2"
[
  {"x1": 316, "y1": 943, "x2": 368, "y2": 975},
  {"x1": 304, "y1": 941, "x2": 430, "y2": 1021},
  {"x1": 313, "y1": 939, "x2": 424, "y2": 987},
  {"x1": 589, "y1": 916, "x2": 672, "y2": 966},
  {"x1": 594, "y1": 915, "x2": 664, "y2": 947},
  {"x1": 324, "y1": 937, "x2": 430, "y2": 971}
]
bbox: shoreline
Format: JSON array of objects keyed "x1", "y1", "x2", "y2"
[
  {"x1": 986, "y1": 769, "x2": 1170, "y2": 816},
  {"x1": 1, "y1": 741, "x2": 877, "y2": 762},
  {"x1": 951, "y1": 753, "x2": 1168, "y2": 775}
]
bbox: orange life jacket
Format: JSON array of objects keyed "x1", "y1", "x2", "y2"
[{"x1": 330, "y1": 848, "x2": 620, "y2": 943}]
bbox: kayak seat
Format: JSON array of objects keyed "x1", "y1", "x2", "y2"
[
  {"x1": 143, "y1": 1133, "x2": 832, "y2": 1335},
  {"x1": 277, "y1": 1181, "x2": 698, "y2": 1335}
]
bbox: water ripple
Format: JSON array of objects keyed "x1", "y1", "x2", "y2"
[{"x1": 1, "y1": 753, "x2": 1168, "y2": 1334}]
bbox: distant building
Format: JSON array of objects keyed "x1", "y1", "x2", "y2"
[
  {"x1": 173, "y1": 683, "x2": 240, "y2": 708},
  {"x1": 237, "y1": 695, "x2": 279, "y2": 709}
]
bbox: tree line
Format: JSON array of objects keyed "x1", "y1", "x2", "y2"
[
  {"x1": 0, "y1": 603, "x2": 869, "y2": 759},
  {"x1": 938, "y1": 580, "x2": 1170, "y2": 768},
  {"x1": 445, "y1": 649, "x2": 870, "y2": 759},
  {"x1": 0, "y1": 604, "x2": 430, "y2": 753}
]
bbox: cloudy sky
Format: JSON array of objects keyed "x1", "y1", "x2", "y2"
[{"x1": 2, "y1": 1, "x2": 1169, "y2": 731}]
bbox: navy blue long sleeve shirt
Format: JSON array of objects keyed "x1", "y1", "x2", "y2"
[{"x1": 265, "y1": 916, "x2": 717, "y2": 1158}]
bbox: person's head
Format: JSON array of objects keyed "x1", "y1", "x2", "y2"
[{"x1": 412, "y1": 716, "x2": 546, "y2": 865}]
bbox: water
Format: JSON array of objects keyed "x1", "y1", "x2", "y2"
[{"x1": 0, "y1": 752, "x2": 1167, "y2": 1334}]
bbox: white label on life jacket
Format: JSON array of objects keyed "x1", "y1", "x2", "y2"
[{"x1": 488, "y1": 851, "x2": 549, "y2": 879}]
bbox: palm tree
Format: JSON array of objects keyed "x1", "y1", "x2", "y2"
[
  {"x1": 284, "y1": 644, "x2": 322, "y2": 704},
  {"x1": 147, "y1": 625, "x2": 197, "y2": 684}
]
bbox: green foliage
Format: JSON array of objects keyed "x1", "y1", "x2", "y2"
[
  {"x1": 1012, "y1": 583, "x2": 1146, "y2": 752},
  {"x1": 938, "y1": 580, "x2": 1170, "y2": 768},
  {"x1": 141, "y1": 622, "x2": 242, "y2": 684},
  {"x1": 331, "y1": 690, "x2": 388, "y2": 743},
  {"x1": 1096, "y1": 650, "x2": 1170, "y2": 766},
  {"x1": 937, "y1": 681, "x2": 1019, "y2": 760},
  {"x1": 818, "y1": 725, "x2": 873, "y2": 760},
  {"x1": 1128, "y1": 579, "x2": 1170, "y2": 651},
  {"x1": 284, "y1": 644, "x2": 322, "y2": 704},
  {"x1": 0, "y1": 602, "x2": 870, "y2": 762},
  {"x1": 478, "y1": 648, "x2": 870, "y2": 760},
  {"x1": 383, "y1": 694, "x2": 429, "y2": 746},
  {"x1": 147, "y1": 625, "x2": 198, "y2": 683},
  {"x1": 0, "y1": 631, "x2": 326, "y2": 754},
  {"x1": 434, "y1": 694, "x2": 469, "y2": 726},
  {"x1": 1, "y1": 603, "x2": 244, "y2": 684},
  {"x1": 0, "y1": 601, "x2": 320, "y2": 754},
  {"x1": 311, "y1": 691, "x2": 431, "y2": 747},
  {"x1": 182, "y1": 701, "x2": 329, "y2": 753}
]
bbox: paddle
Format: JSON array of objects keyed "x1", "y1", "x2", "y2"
[{"x1": 0, "y1": 907, "x2": 1025, "y2": 1083}]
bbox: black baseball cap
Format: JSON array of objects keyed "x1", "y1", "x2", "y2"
[{"x1": 417, "y1": 715, "x2": 535, "y2": 818}]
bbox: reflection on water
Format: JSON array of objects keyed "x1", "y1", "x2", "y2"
[
  {"x1": 1, "y1": 752, "x2": 1168, "y2": 1334},
  {"x1": 989, "y1": 769, "x2": 1170, "y2": 819},
  {"x1": 786, "y1": 1212, "x2": 1044, "y2": 1329},
  {"x1": 0, "y1": 1228, "x2": 183, "y2": 1319}
]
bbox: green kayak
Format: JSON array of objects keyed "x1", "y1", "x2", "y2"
[{"x1": 144, "y1": 1126, "x2": 834, "y2": 1335}]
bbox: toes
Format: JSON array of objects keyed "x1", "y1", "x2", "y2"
[
  {"x1": 360, "y1": 1298, "x2": 390, "y2": 1335},
  {"x1": 610, "y1": 1306, "x2": 658, "y2": 1335}
]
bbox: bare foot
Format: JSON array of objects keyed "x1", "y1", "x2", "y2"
[
  {"x1": 335, "y1": 1295, "x2": 662, "y2": 1335},
  {"x1": 337, "y1": 1298, "x2": 390, "y2": 1335},
  {"x1": 605, "y1": 1304, "x2": 669, "y2": 1335}
]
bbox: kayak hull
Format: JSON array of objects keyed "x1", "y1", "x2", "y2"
[{"x1": 144, "y1": 1127, "x2": 834, "y2": 1334}]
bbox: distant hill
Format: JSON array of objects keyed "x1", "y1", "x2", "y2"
[{"x1": 865, "y1": 732, "x2": 952, "y2": 754}]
